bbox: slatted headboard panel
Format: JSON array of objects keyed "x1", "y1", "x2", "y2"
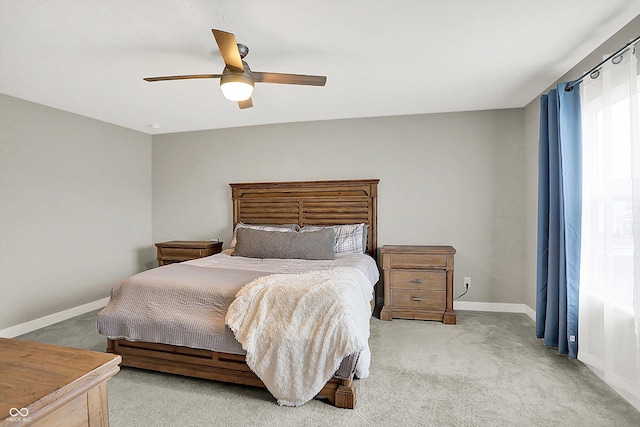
[{"x1": 230, "y1": 179, "x2": 379, "y2": 257}]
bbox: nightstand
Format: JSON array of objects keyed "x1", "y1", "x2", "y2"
[
  {"x1": 155, "y1": 240, "x2": 223, "y2": 266},
  {"x1": 380, "y1": 245, "x2": 456, "y2": 324}
]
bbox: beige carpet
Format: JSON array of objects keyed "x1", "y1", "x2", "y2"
[{"x1": 18, "y1": 310, "x2": 640, "y2": 426}]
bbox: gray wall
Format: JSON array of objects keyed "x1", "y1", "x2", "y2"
[
  {"x1": 152, "y1": 109, "x2": 526, "y2": 305},
  {"x1": 522, "y1": 15, "x2": 640, "y2": 310},
  {"x1": 0, "y1": 95, "x2": 153, "y2": 329}
]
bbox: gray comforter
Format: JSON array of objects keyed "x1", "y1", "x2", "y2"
[{"x1": 97, "y1": 263, "x2": 268, "y2": 353}]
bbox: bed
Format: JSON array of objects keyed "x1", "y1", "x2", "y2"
[{"x1": 97, "y1": 179, "x2": 379, "y2": 408}]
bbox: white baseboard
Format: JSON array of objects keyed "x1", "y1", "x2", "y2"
[
  {"x1": 0, "y1": 296, "x2": 110, "y2": 338},
  {"x1": 454, "y1": 301, "x2": 536, "y2": 321}
]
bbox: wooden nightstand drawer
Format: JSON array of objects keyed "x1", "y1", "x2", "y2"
[
  {"x1": 155, "y1": 241, "x2": 223, "y2": 266},
  {"x1": 384, "y1": 253, "x2": 447, "y2": 269},
  {"x1": 391, "y1": 289, "x2": 446, "y2": 310},
  {"x1": 159, "y1": 247, "x2": 205, "y2": 259},
  {"x1": 389, "y1": 270, "x2": 446, "y2": 291}
]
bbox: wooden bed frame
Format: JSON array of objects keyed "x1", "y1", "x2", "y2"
[{"x1": 107, "y1": 179, "x2": 379, "y2": 409}]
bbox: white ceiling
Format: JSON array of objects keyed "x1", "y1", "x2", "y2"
[{"x1": 1, "y1": 1, "x2": 639, "y2": 135}]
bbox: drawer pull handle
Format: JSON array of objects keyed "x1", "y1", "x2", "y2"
[
  {"x1": 411, "y1": 278, "x2": 423, "y2": 283},
  {"x1": 411, "y1": 297, "x2": 424, "y2": 301}
]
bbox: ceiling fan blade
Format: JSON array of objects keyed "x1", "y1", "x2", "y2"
[
  {"x1": 143, "y1": 74, "x2": 222, "y2": 82},
  {"x1": 252, "y1": 72, "x2": 326, "y2": 86},
  {"x1": 212, "y1": 29, "x2": 244, "y2": 71},
  {"x1": 238, "y1": 98, "x2": 253, "y2": 109}
]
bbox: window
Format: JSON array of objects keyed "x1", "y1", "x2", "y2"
[
  {"x1": 582, "y1": 96, "x2": 636, "y2": 311},
  {"x1": 578, "y1": 44, "x2": 640, "y2": 406}
]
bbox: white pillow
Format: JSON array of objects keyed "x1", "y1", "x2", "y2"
[{"x1": 300, "y1": 223, "x2": 366, "y2": 254}]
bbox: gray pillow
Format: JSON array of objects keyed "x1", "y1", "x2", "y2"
[{"x1": 232, "y1": 227, "x2": 335, "y2": 260}]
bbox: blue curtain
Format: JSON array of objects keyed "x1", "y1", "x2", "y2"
[{"x1": 536, "y1": 82, "x2": 582, "y2": 358}]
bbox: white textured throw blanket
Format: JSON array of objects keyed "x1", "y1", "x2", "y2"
[{"x1": 225, "y1": 267, "x2": 373, "y2": 407}]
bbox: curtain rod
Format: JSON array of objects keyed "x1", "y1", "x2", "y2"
[{"x1": 565, "y1": 34, "x2": 640, "y2": 92}]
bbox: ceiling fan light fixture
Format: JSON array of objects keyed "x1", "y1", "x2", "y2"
[
  {"x1": 220, "y1": 72, "x2": 254, "y2": 101},
  {"x1": 145, "y1": 29, "x2": 327, "y2": 109}
]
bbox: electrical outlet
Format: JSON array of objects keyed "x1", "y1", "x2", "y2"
[{"x1": 463, "y1": 277, "x2": 471, "y2": 288}]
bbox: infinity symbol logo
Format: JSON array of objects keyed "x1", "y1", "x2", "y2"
[{"x1": 9, "y1": 407, "x2": 29, "y2": 417}]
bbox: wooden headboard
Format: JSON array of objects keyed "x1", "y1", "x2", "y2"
[{"x1": 230, "y1": 179, "x2": 379, "y2": 258}]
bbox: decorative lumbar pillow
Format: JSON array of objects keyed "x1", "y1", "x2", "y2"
[
  {"x1": 232, "y1": 227, "x2": 335, "y2": 260},
  {"x1": 230, "y1": 222, "x2": 299, "y2": 248},
  {"x1": 300, "y1": 223, "x2": 366, "y2": 254}
]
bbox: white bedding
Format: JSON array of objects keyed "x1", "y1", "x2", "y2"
[{"x1": 226, "y1": 267, "x2": 373, "y2": 406}]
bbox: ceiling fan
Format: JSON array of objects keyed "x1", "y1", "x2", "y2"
[{"x1": 143, "y1": 29, "x2": 327, "y2": 109}]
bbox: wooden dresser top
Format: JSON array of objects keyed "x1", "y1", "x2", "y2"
[{"x1": 0, "y1": 338, "x2": 121, "y2": 420}]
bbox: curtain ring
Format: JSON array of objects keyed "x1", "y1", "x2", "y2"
[
  {"x1": 612, "y1": 54, "x2": 624, "y2": 65},
  {"x1": 590, "y1": 69, "x2": 600, "y2": 79}
]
